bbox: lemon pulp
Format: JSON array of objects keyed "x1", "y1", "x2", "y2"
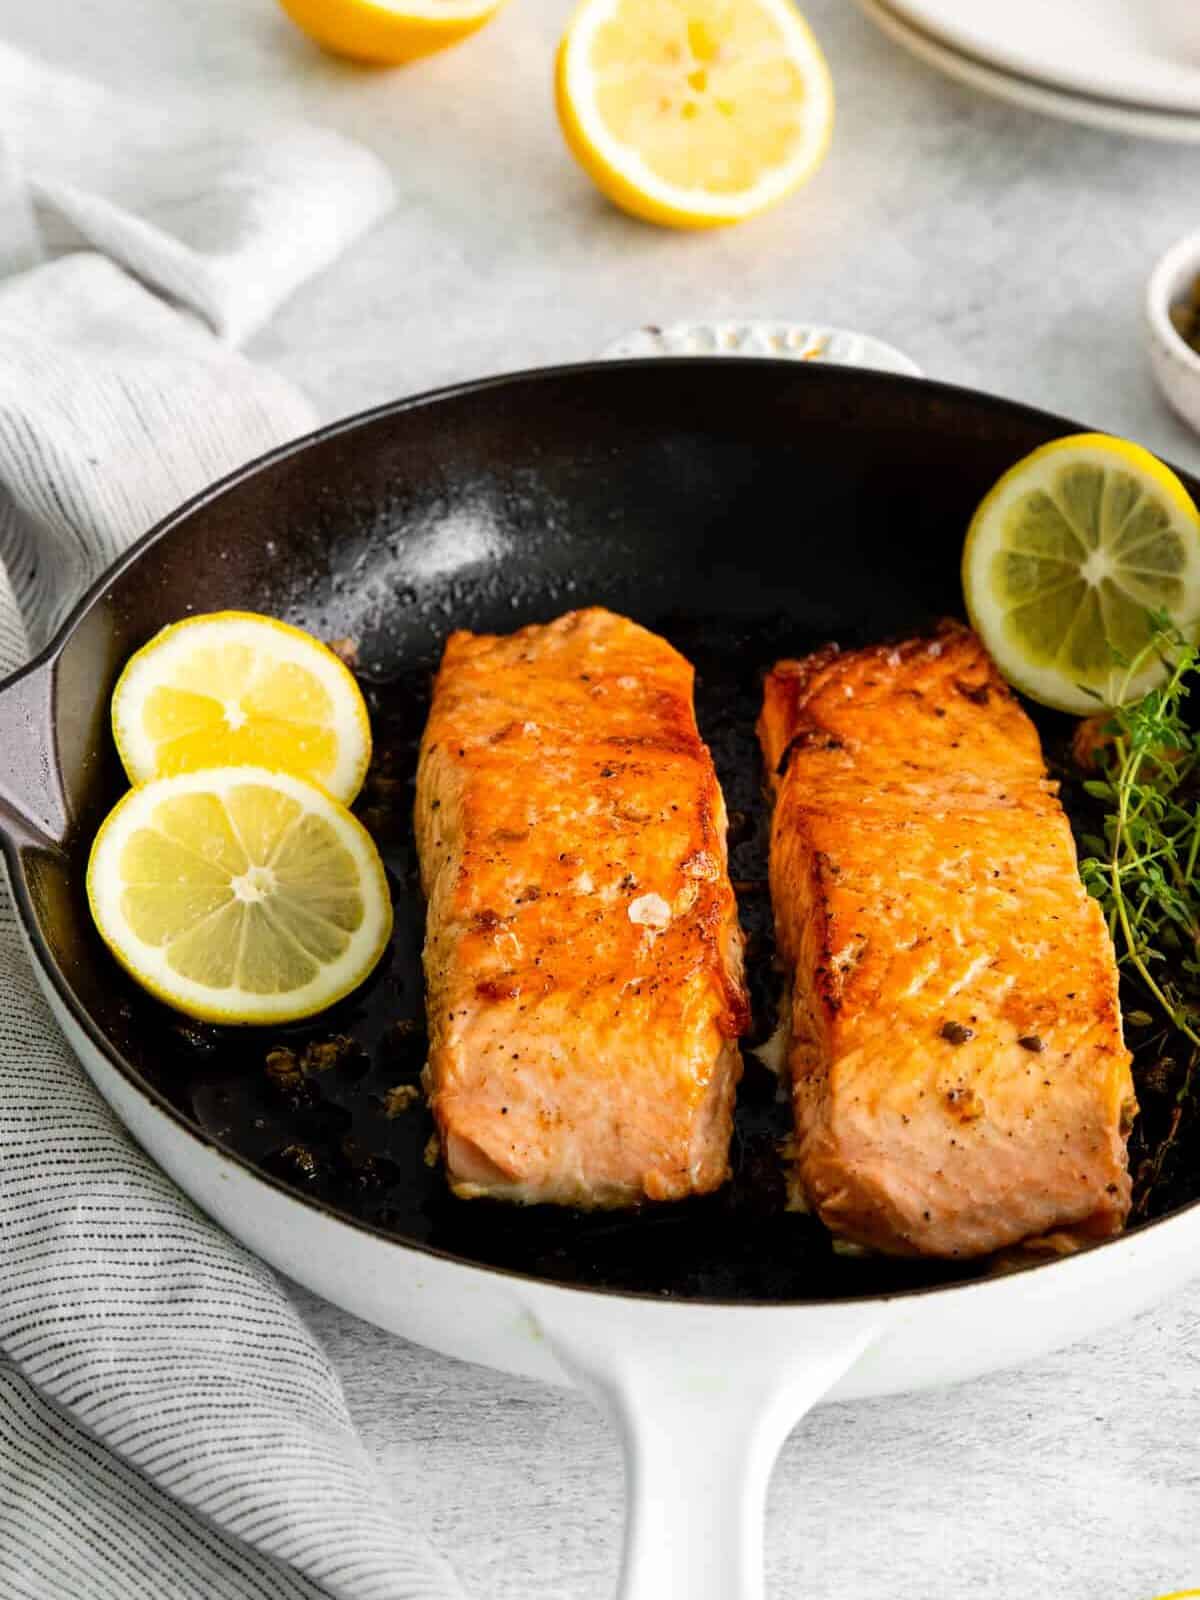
[
  {"x1": 557, "y1": 0, "x2": 833, "y2": 228},
  {"x1": 88, "y1": 769, "x2": 392, "y2": 1024},
  {"x1": 113, "y1": 612, "x2": 371, "y2": 804}
]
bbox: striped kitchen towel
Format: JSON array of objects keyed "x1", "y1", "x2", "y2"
[{"x1": 0, "y1": 44, "x2": 461, "y2": 1600}]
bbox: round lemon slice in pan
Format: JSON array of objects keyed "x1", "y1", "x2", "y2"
[
  {"x1": 112, "y1": 612, "x2": 371, "y2": 805},
  {"x1": 87, "y1": 767, "x2": 392, "y2": 1025},
  {"x1": 962, "y1": 433, "x2": 1200, "y2": 713}
]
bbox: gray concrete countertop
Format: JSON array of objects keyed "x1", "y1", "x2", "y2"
[{"x1": 5, "y1": 0, "x2": 1200, "y2": 1593}]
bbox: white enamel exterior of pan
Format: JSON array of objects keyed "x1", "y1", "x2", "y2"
[
  {"x1": 29, "y1": 955, "x2": 1200, "y2": 1600},
  {"x1": 8, "y1": 336, "x2": 1200, "y2": 1597}
]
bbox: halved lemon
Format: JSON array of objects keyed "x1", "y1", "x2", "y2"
[
  {"x1": 274, "y1": 0, "x2": 506, "y2": 64},
  {"x1": 87, "y1": 768, "x2": 393, "y2": 1025},
  {"x1": 962, "y1": 433, "x2": 1200, "y2": 713},
  {"x1": 555, "y1": 0, "x2": 834, "y2": 229},
  {"x1": 113, "y1": 612, "x2": 371, "y2": 805}
]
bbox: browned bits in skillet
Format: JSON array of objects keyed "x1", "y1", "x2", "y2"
[
  {"x1": 302, "y1": 1035, "x2": 357, "y2": 1074},
  {"x1": 383, "y1": 1084, "x2": 422, "y2": 1118},
  {"x1": 1071, "y1": 714, "x2": 1117, "y2": 772},
  {"x1": 265, "y1": 1035, "x2": 370, "y2": 1114},
  {"x1": 340, "y1": 1137, "x2": 399, "y2": 1194},
  {"x1": 326, "y1": 635, "x2": 360, "y2": 670},
  {"x1": 265, "y1": 1047, "x2": 303, "y2": 1092},
  {"x1": 364, "y1": 772, "x2": 406, "y2": 803},
  {"x1": 265, "y1": 1142, "x2": 326, "y2": 1189},
  {"x1": 940, "y1": 1021, "x2": 975, "y2": 1045},
  {"x1": 263, "y1": 1046, "x2": 322, "y2": 1114},
  {"x1": 171, "y1": 1020, "x2": 220, "y2": 1061}
]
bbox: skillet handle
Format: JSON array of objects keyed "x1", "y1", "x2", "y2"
[
  {"x1": 532, "y1": 1296, "x2": 885, "y2": 1600},
  {"x1": 0, "y1": 653, "x2": 69, "y2": 849}
]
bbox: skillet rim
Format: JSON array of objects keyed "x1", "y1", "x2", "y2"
[{"x1": 5, "y1": 355, "x2": 1195, "y2": 1311}]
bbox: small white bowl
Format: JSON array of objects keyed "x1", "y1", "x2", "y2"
[
  {"x1": 601, "y1": 320, "x2": 923, "y2": 378},
  {"x1": 1147, "y1": 227, "x2": 1200, "y2": 435}
]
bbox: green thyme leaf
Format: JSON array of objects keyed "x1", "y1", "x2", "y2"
[{"x1": 1078, "y1": 618, "x2": 1200, "y2": 1061}]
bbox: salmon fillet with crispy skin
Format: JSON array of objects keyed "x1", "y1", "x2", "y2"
[
  {"x1": 758, "y1": 621, "x2": 1135, "y2": 1258},
  {"x1": 415, "y1": 607, "x2": 748, "y2": 1208}
]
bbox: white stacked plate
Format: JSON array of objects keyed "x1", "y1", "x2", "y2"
[{"x1": 856, "y1": 0, "x2": 1200, "y2": 141}]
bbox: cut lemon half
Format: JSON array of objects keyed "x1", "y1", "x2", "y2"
[
  {"x1": 555, "y1": 0, "x2": 834, "y2": 229},
  {"x1": 274, "y1": 0, "x2": 506, "y2": 64},
  {"x1": 963, "y1": 433, "x2": 1200, "y2": 713},
  {"x1": 113, "y1": 612, "x2": 371, "y2": 805},
  {"x1": 87, "y1": 768, "x2": 393, "y2": 1025}
]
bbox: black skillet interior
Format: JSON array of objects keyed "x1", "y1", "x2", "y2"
[{"x1": 16, "y1": 359, "x2": 1170, "y2": 1301}]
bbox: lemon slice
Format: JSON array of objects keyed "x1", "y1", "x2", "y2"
[
  {"x1": 555, "y1": 0, "x2": 834, "y2": 229},
  {"x1": 113, "y1": 612, "x2": 371, "y2": 805},
  {"x1": 87, "y1": 768, "x2": 393, "y2": 1025},
  {"x1": 963, "y1": 433, "x2": 1200, "y2": 713},
  {"x1": 275, "y1": 0, "x2": 506, "y2": 64}
]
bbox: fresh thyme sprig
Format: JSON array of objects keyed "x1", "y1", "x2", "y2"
[{"x1": 1077, "y1": 617, "x2": 1200, "y2": 1060}]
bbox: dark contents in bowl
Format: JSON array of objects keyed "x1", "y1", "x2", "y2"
[{"x1": 1170, "y1": 273, "x2": 1200, "y2": 359}]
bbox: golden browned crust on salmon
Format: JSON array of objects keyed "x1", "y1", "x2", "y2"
[
  {"x1": 758, "y1": 621, "x2": 1135, "y2": 1258},
  {"x1": 415, "y1": 607, "x2": 748, "y2": 1208}
]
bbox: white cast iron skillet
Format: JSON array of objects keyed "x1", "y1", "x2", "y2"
[{"x1": 2, "y1": 361, "x2": 1196, "y2": 1600}]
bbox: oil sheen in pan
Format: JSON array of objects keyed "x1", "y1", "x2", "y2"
[{"x1": 116, "y1": 611, "x2": 1169, "y2": 1301}]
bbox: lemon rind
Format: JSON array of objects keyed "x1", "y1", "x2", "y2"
[{"x1": 277, "y1": 0, "x2": 504, "y2": 64}]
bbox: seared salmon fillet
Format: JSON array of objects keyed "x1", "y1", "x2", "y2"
[
  {"x1": 415, "y1": 608, "x2": 748, "y2": 1207},
  {"x1": 758, "y1": 622, "x2": 1135, "y2": 1258}
]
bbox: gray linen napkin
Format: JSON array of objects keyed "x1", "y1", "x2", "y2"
[{"x1": 0, "y1": 44, "x2": 461, "y2": 1600}]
